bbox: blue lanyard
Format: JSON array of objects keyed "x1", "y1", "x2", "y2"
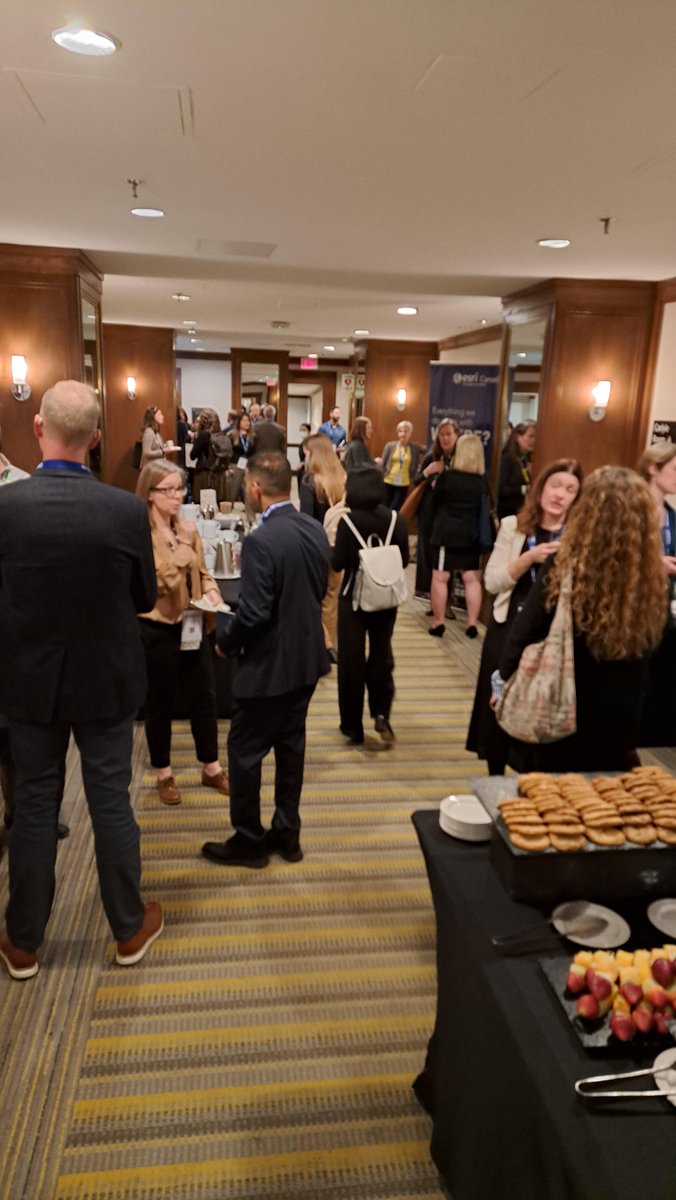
[
  {"x1": 526, "y1": 528, "x2": 562, "y2": 582},
  {"x1": 663, "y1": 507, "x2": 672, "y2": 556},
  {"x1": 37, "y1": 459, "x2": 91, "y2": 473},
  {"x1": 240, "y1": 435, "x2": 249, "y2": 453},
  {"x1": 260, "y1": 500, "x2": 294, "y2": 523}
]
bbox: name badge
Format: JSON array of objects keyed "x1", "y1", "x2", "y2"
[
  {"x1": 180, "y1": 608, "x2": 203, "y2": 651},
  {"x1": 391, "y1": 472, "x2": 403, "y2": 486},
  {"x1": 237, "y1": 456, "x2": 248, "y2": 470}
]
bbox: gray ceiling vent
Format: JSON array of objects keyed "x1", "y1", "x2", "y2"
[{"x1": 195, "y1": 239, "x2": 276, "y2": 258}]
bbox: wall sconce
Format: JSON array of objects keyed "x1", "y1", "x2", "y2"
[
  {"x1": 126, "y1": 376, "x2": 137, "y2": 400},
  {"x1": 11, "y1": 356, "x2": 31, "y2": 402},
  {"x1": 589, "y1": 379, "x2": 611, "y2": 422},
  {"x1": 396, "y1": 388, "x2": 407, "y2": 412}
]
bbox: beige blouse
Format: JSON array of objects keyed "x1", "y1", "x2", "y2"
[
  {"x1": 141, "y1": 427, "x2": 165, "y2": 468},
  {"x1": 139, "y1": 519, "x2": 217, "y2": 625}
]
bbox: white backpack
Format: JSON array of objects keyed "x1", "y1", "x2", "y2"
[{"x1": 341, "y1": 512, "x2": 408, "y2": 612}]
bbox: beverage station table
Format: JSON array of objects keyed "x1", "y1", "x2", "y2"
[{"x1": 411, "y1": 808, "x2": 676, "y2": 1200}]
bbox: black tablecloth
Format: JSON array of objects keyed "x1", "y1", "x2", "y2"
[{"x1": 412, "y1": 811, "x2": 676, "y2": 1200}]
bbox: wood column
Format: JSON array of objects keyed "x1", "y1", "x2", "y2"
[
  {"x1": 362, "y1": 339, "x2": 437, "y2": 457},
  {"x1": 503, "y1": 280, "x2": 658, "y2": 477},
  {"x1": 102, "y1": 324, "x2": 175, "y2": 492},
  {"x1": 0, "y1": 244, "x2": 102, "y2": 472}
]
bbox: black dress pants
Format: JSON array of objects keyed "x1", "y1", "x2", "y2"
[
  {"x1": 337, "y1": 598, "x2": 397, "y2": 738},
  {"x1": 228, "y1": 684, "x2": 315, "y2": 841},
  {"x1": 7, "y1": 713, "x2": 144, "y2": 951},
  {"x1": 140, "y1": 619, "x2": 219, "y2": 768}
]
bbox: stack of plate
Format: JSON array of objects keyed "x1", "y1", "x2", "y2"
[{"x1": 439, "y1": 795, "x2": 492, "y2": 842}]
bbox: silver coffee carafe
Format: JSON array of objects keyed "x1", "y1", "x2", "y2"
[{"x1": 215, "y1": 538, "x2": 233, "y2": 575}]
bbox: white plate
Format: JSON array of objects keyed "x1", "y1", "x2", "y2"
[
  {"x1": 212, "y1": 572, "x2": 241, "y2": 581},
  {"x1": 647, "y1": 898, "x2": 676, "y2": 939},
  {"x1": 439, "y1": 797, "x2": 492, "y2": 842},
  {"x1": 653, "y1": 1048, "x2": 676, "y2": 1108},
  {"x1": 551, "y1": 901, "x2": 630, "y2": 949}
]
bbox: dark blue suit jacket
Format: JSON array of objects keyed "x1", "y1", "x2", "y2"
[
  {"x1": 221, "y1": 503, "x2": 330, "y2": 698},
  {"x1": 0, "y1": 468, "x2": 156, "y2": 723}
]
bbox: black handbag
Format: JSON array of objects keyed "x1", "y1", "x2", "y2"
[{"x1": 132, "y1": 440, "x2": 142, "y2": 469}]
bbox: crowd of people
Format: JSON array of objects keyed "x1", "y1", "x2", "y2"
[{"x1": 0, "y1": 382, "x2": 674, "y2": 982}]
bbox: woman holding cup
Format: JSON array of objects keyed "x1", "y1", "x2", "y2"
[{"x1": 136, "y1": 459, "x2": 228, "y2": 806}]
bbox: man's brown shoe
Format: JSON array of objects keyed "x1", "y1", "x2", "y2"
[
  {"x1": 157, "y1": 776, "x2": 181, "y2": 805},
  {"x1": 0, "y1": 929, "x2": 38, "y2": 980},
  {"x1": 201, "y1": 768, "x2": 229, "y2": 795},
  {"x1": 115, "y1": 902, "x2": 164, "y2": 966}
]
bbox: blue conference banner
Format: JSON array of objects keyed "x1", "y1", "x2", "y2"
[{"x1": 428, "y1": 363, "x2": 499, "y2": 471}]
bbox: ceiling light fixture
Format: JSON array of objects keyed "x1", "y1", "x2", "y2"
[
  {"x1": 190, "y1": 338, "x2": 202, "y2": 344},
  {"x1": 271, "y1": 320, "x2": 290, "y2": 329},
  {"x1": 537, "y1": 238, "x2": 571, "y2": 249},
  {"x1": 127, "y1": 178, "x2": 164, "y2": 219},
  {"x1": 11, "y1": 355, "x2": 31, "y2": 402},
  {"x1": 172, "y1": 293, "x2": 191, "y2": 302},
  {"x1": 52, "y1": 24, "x2": 120, "y2": 55},
  {"x1": 354, "y1": 329, "x2": 370, "y2": 337},
  {"x1": 323, "y1": 345, "x2": 335, "y2": 352},
  {"x1": 397, "y1": 306, "x2": 418, "y2": 316},
  {"x1": 182, "y1": 320, "x2": 196, "y2": 326}
]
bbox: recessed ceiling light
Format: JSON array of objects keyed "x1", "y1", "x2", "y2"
[
  {"x1": 131, "y1": 207, "x2": 165, "y2": 219},
  {"x1": 308, "y1": 353, "x2": 318, "y2": 359},
  {"x1": 397, "y1": 306, "x2": 418, "y2": 316},
  {"x1": 190, "y1": 338, "x2": 202, "y2": 344},
  {"x1": 340, "y1": 337, "x2": 351, "y2": 343},
  {"x1": 537, "y1": 238, "x2": 570, "y2": 249},
  {"x1": 172, "y1": 293, "x2": 191, "y2": 302},
  {"x1": 182, "y1": 320, "x2": 196, "y2": 326},
  {"x1": 323, "y1": 345, "x2": 335, "y2": 352},
  {"x1": 479, "y1": 319, "x2": 487, "y2": 326},
  {"x1": 517, "y1": 353, "x2": 527, "y2": 359},
  {"x1": 52, "y1": 24, "x2": 120, "y2": 55},
  {"x1": 354, "y1": 329, "x2": 370, "y2": 336}
]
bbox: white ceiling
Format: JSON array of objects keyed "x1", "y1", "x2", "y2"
[{"x1": 2, "y1": 0, "x2": 676, "y2": 356}]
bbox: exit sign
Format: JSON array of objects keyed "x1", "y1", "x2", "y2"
[{"x1": 300, "y1": 357, "x2": 317, "y2": 369}]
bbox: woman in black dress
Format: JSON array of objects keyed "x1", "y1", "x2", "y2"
[
  {"x1": 428, "y1": 433, "x2": 487, "y2": 639},
  {"x1": 300, "y1": 434, "x2": 346, "y2": 662},
  {"x1": 412, "y1": 419, "x2": 460, "y2": 600},
  {"x1": 496, "y1": 467, "x2": 667, "y2": 772},
  {"x1": 636, "y1": 442, "x2": 676, "y2": 748},
  {"x1": 332, "y1": 465, "x2": 408, "y2": 744},
  {"x1": 497, "y1": 421, "x2": 536, "y2": 519},
  {"x1": 466, "y1": 458, "x2": 582, "y2": 774}
]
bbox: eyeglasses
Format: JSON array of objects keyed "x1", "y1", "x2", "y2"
[{"x1": 150, "y1": 486, "x2": 183, "y2": 496}]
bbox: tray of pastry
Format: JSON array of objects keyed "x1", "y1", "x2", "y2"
[{"x1": 475, "y1": 767, "x2": 676, "y2": 856}]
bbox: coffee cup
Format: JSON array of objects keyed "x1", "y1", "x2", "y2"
[{"x1": 202, "y1": 519, "x2": 219, "y2": 538}]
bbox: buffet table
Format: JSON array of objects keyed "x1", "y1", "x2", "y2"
[{"x1": 412, "y1": 810, "x2": 676, "y2": 1200}]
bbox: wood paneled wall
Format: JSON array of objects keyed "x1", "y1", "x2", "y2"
[
  {"x1": 362, "y1": 339, "x2": 437, "y2": 457},
  {"x1": 0, "y1": 244, "x2": 101, "y2": 472},
  {"x1": 102, "y1": 324, "x2": 175, "y2": 492},
  {"x1": 503, "y1": 280, "x2": 658, "y2": 478}
]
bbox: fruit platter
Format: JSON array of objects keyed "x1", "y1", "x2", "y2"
[{"x1": 542, "y1": 944, "x2": 676, "y2": 1051}]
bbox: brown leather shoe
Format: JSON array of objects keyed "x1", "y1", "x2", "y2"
[
  {"x1": 115, "y1": 902, "x2": 164, "y2": 966},
  {"x1": 0, "y1": 929, "x2": 38, "y2": 980},
  {"x1": 157, "y1": 776, "x2": 181, "y2": 805},
  {"x1": 201, "y1": 768, "x2": 229, "y2": 795}
]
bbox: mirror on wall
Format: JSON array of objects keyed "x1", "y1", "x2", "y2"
[
  {"x1": 81, "y1": 296, "x2": 102, "y2": 476},
  {"x1": 241, "y1": 363, "x2": 280, "y2": 414},
  {"x1": 506, "y1": 319, "x2": 547, "y2": 427}
]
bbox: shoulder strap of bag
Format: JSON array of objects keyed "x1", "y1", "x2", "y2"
[
  {"x1": 383, "y1": 509, "x2": 397, "y2": 547},
  {"x1": 341, "y1": 513, "x2": 368, "y2": 551}
]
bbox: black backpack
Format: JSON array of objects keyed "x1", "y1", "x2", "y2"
[{"x1": 208, "y1": 431, "x2": 234, "y2": 472}]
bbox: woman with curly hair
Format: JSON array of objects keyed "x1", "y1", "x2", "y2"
[
  {"x1": 466, "y1": 458, "x2": 583, "y2": 774},
  {"x1": 497, "y1": 466, "x2": 668, "y2": 771},
  {"x1": 636, "y1": 442, "x2": 676, "y2": 747}
]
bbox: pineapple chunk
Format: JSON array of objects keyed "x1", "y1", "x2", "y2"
[
  {"x1": 615, "y1": 949, "x2": 634, "y2": 967},
  {"x1": 618, "y1": 965, "x2": 641, "y2": 986},
  {"x1": 573, "y1": 950, "x2": 593, "y2": 967},
  {"x1": 613, "y1": 993, "x2": 631, "y2": 1015}
]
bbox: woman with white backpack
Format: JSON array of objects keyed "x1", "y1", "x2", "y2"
[{"x1": 331, "y1": 465, "x2": 409, "y2": 745}]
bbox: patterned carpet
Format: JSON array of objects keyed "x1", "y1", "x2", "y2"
[{"x1": 47, "y1": 604, "x2": 480, "y2": 1200}]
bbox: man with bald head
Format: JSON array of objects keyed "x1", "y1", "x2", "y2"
[{"x1": 0, "y1": 381, "x2": 161, "y2": 979}]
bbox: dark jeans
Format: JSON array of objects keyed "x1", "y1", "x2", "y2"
[
  {"x1": 140, "y1": 619, "x2": 218, "y2": 768},
  {"x1": 337, "y1": 599, "x2": 397, "y2": 738},
  {"x1": 228, "y1": 685, "x2": 315, "y2": 841},
  {"x1": 7, "y1": 713, "x2": 144, "y2": 951}
]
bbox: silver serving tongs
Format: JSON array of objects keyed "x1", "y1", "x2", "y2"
[{"x1": 576, "y1": 1060, "x2": 676, "y2": 1100}]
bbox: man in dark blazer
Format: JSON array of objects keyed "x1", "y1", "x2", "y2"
[
  {"x1": 250, "y1": 404, "x2": 287, "y2": 456},
  {"x1": 202, "y1": 452, "x2": 329, "y2": 868},
  {"x1": 0, "y1": 381, "x2": 162, "y2": 980}
]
